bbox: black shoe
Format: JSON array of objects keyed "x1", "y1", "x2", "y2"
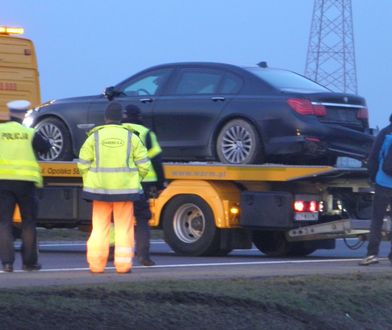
[
  {"x1": 23, "y1": 264, "x2": 42, "y2": 271},
  {"x1": 3, "y1": 263, "x2": 13, "y2": 272},
  {"x1": 138, "y1": 258, "x2": 155, "y2": 266}
]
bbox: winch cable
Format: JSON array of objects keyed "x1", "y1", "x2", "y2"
[{"x1": 343, "y1": 236, "x2": 366, "y2": 250}]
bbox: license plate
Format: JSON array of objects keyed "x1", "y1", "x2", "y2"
[{"x1": 295, "y1": 212, "x2": 318, "y2": 221}]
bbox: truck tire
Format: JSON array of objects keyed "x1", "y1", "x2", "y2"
[
  {"x1": 252, "y1": 231, "x2": 317, "y2": 257},
  {"x1": 286, "y1": 242, "x2": 317, "y2": 257},
  {"x1": 162, "y1": 195, "x2": 221, "y2": 256},
  {"x1": 35, "y1": 117, "x2": 74, "y2": 161},
  {"x1": 252, "y1": 230, "x2": 290, "y2": 257}
]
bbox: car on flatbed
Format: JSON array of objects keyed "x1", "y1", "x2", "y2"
[{"x1": 23, "y1": 61, "x2": 374, "y2": 164}]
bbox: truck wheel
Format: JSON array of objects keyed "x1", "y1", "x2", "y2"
[
  {"x1": 35, "y1": 117, "x2": 74, "y2": 161},
  {"x1": 216, "y1": 119, "x2": 264, "y2": 164},
  {"x1": 252, "y1": 230, "x2": 290, "y2": 257},
  {"x1": 287, "y1": 242, "x2": 317, "y2": 257},
  {"x1": 162, "y1": 195, "x2": 221, "y2": 256}
]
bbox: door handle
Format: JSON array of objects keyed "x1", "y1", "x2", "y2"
[
  {"x1": 140, "y1": 98, "x2": 153, "y2": 103},
  {"x1": 211, "y1": 96, "x2": 225, "y2": 102}
]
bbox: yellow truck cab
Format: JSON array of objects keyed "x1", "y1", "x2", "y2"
[{"x1": 0, "y1": 26, "x2": 41, "y2": 118}]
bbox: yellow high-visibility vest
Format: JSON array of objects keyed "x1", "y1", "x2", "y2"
[
  {"x1": 122, "y1": 123, "x2": 162, "y2": 183},
  {"x1": 0, "y1": 122, "x2": 42, "y2": 187},
  {"x1": 78, "y1": 124, "x2": 151, "y2": 199}
]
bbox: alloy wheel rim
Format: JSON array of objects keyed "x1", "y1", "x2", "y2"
[
  {"x1": 37, "y1": 123, "x2": 64, "y2": 160},
  {"x1": 221, "y1": 125, "x2": 252, "y2": 163}
]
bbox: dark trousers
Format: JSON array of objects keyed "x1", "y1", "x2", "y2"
[
  {"x1": 0, "y1": 181, "x2": 39, "y2": 266},
  {"x1": 135, "y1": 193, "x2": 152, "y2": 259},
  {"x1": 367, "y1": 185, "x2": 392, "y2": 259}
]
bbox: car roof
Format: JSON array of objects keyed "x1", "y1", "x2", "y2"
[{"x1": 144, "y1": 61, "x2": 253, "y2": 72}]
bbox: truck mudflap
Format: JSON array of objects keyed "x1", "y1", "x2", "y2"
[{"x1": 287, "y1": 218, "x2": 392, "y2": 242}]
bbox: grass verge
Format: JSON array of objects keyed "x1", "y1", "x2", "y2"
[{"x1": 0, "y1": 273, "x2": 391, "y2": 329}]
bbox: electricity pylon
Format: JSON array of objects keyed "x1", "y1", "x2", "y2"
[{"x1": 305, "y1": 0, "x2": 358, "y2": 94}]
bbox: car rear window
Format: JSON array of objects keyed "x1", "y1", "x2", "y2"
[{"x1": 245, "y1": 67, "x2": 329, "y2": 92}]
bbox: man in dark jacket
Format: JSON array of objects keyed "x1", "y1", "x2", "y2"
[{"x1": 360, "y1": 114, "x2": 392, "y2": 265}]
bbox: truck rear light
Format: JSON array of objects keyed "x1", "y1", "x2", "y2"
[
  {"x1": 357, "y1": 108, "x2": 368, "y2": 119},
  {"x1": 294, "y1": 201, "x2": 306, "y2": 212},
  {"x1": 287, "y1": 98, "x2": 326, "y2": 117},
  {"x1": 308, "y1": 201, "x2": 318, "y2": 212},
  {"x1": 293, "y1": 200, "x2": 319, "y2": 213}
]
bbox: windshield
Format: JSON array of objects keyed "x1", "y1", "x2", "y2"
[{"x1": 245, "y1": 67, "x2": 329, "y2": 92}]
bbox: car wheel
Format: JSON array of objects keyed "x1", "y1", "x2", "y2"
[
  {"x1": 162, "y1": 195, "x2": 221, "y2": 256},
  {"x1": 252, "y1": 230, "x2": 290, "y2": 257},
  {"x1": 216, "y1": 119, "x2": 264, "y2": 164},
  {"x1": 35, "y1": 117, "x2": 74, "y2": 161}
]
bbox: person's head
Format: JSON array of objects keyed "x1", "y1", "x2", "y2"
[
  {"x1": 123, "y1": 104, "x2": 143, "y2": 124},
  {"x1": 104, "y1": 102, "x2": 123, "y2": 124}
]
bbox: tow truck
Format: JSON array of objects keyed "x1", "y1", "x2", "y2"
[
  {"x1": 19, "y1": 160, "x2": 385, "y2": 258},
  {"x1": 4, "y1": 26, "x2": 384, "y2": 257}
]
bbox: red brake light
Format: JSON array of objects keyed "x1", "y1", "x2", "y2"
[
  {"x1": 287, "y1": 98, "x2": 326, "y2": 117},
  {"x1": 294, "y1": 200, "x2": 319, "y2": 212},
  {"x1": 308, "y1": 201, "x2": 318, "y2": 212},
  {"x1": 294, "y1": 201, "x2": 305, "y2": 212},
  {"x1": 357, "y1": 108, "x2": 368, "y2": 119}
]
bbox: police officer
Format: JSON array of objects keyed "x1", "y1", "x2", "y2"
[
  {"x1": 0, "y1": 101, "x2": 51, "y2": 272},
  {"x1": 78, "y1": 102, "x2": 151, "y2": 274},
  {"x1": 121, "y1": 104, "x2": 166, "y2": 266}
]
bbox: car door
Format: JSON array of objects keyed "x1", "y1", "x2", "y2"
[
  {"x1": 87, "y1": 68, "x2": 173, "y2": 132},
  {"x1": 152, "y1": 67, "x2": 226, "y2": 159}
]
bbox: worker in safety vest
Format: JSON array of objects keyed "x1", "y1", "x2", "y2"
[
  {"x1": 78, "y1": 102, "x2": 151, "y2": 274},
  {"x1": 0, "y1": 101, "x2": 51, "y2": 273},
  {"x1": 109, "y1": 104, "x2": 166, "y2": 266}
]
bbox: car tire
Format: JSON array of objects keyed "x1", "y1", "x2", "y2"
[
  {"x1": 216, "y1": 119, "x2": 264, "y2": 164},
  {"x1": 35, "y1": 117, "x2": 74, "y2": 161},
  {"x1": 162, "y1": 195, "x2": 221, "y2": 256}
]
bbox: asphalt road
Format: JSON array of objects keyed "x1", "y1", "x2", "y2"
[{"x1": 0, "y1": 239, "x2": 391, "y2": 288}]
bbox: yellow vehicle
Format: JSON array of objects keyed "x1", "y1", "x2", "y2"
[
  {"x1": 0, "y1": 26, "x2": 41, "y2": 118},
  {"x1": 36, "y1": 161, "x2": 378, "y2": 257}
]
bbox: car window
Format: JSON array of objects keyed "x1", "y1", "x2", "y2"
[
  {"x1": 121, "y1": 69, "x2": 171, "y2": 96},
  {"x1": 246, "y1": 67, "x2": 329, "y2": 92},
  {"x1": 220, "y1": 73, "x2": 242, "y2": 94},
  {"x1": 173, "y1": 69, "x2": 223, "y2": 95}
]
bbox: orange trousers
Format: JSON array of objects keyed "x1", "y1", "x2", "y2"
[{"x1": 87, "y1": 200, "x2": 135, "y2": 273}]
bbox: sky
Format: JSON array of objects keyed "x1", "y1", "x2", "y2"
[{"x1": 2, "y1": 0, "x2": 391, "y2": 129}]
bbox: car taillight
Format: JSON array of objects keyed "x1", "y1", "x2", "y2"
[
  {"x1": 287, "y1": 98, "x2": 326, "y2": 117},
  {"x1": 293, "y1": 200, "x2": 319, "y2": 212},
  {"x1": 357, "y1": 107, "x2": 368, "y2": 119}
]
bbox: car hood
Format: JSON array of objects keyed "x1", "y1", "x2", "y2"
[{"x1": 48, "y1": 94, "x2": 103, "y2": 105}]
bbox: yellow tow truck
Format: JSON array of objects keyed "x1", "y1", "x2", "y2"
[
  {"x1": 3, "y1": 26, "x2": 381, "y2": 257},
  {"x1": 32, "y1": 161, "x2": 379, "y2": 257},
  {"x1": 0, "y1": 26, "x2": 41, "y2": 117}
]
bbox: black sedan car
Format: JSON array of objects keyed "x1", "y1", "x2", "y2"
[{"x1": 23, "y1": 62, "x2": 374, "y2": 164}]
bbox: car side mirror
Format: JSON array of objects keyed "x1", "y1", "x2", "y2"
[{"x1": 104, "y1": 86, "x2": 116, "y2": 101}]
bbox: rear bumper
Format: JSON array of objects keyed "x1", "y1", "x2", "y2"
[{"x1": 265, "y1": 125, "x2": 374, "y2": 161}]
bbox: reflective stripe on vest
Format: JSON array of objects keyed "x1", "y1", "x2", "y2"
[{"x1": 80, "y1": 126, "x2": 144, "y2": 196}]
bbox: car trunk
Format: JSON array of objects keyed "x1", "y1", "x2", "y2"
[{"x1": 310, "y1": 93, "x2": 368, "y2": 131}]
